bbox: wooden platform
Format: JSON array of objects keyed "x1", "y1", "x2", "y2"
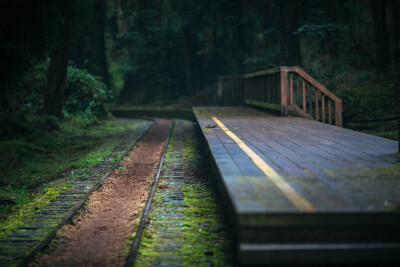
[{"x1": 193, "y1": 106, "x2": 400, "y2": 265}]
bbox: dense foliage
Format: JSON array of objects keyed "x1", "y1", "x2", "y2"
[
  {"x1": 105, "y1": 1, "x2": 398, "y2": 121},
  {"x1": 0, "y1": 61, "x2": 110, "y2": 139},
  {"x1": 0, "y1": 0, "x2": 398, "y2": 228},
  {"x1": 0, "y1": 0, "x2": 399, "y2": 121}
]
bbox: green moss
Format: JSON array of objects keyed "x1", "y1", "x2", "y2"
[
  {"x1": 181, "y1": 184, "x2": 233, "y2": 266},
  {"x1": 0, "y1": 180, "x2": 73, "y2": 240},
  {"x1": 0, "y1": 119, "x2": 151, "y2": 232},
  {"x1": 135, "y1": 120, "x2": 234, "y2": 266}
]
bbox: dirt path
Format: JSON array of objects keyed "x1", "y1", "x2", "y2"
[{"x1": 30, "y1": 118, "x2": 172, "y2": 267}]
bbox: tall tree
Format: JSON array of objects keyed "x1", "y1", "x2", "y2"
[
  {"x1": 371, "y1": 0, "x2": 390, "y2": 78},
  {"x1": 93, "y1": 0, "x2": 110, "y2": 89},
  {"x1": 276, "y1": 0, "x2": 302, "y2": 66},
  {"x1": 182, "y1": 21, "x2": 195, "y2": 95},
  {"x1": 43, "y1": 1, "x2": 75, "y2": 117}
]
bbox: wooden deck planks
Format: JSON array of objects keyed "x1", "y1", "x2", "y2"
[
  {"x1": 194, "y1": 106, "x2": 400, "y2": 264},
  {"x1": 194, "y1": 105, "x2": 400, "y2": 265},
  {"x1": 194, "y1": 106, "x2": 399, "y2": 214}
]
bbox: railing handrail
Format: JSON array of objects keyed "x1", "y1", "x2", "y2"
[
  {"x1": 243, "y1": 67, "x2": 281, "y2": 78},
  {"x1": 283, "y1": 66, "x2": 341, "y2": 103},
  {"x1": 217, "y1": 66, "x2": 343, "y2": 127}
]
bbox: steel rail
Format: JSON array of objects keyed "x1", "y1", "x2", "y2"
[
  {"x1": 18, "y1": 121, "x2": 153, "y2": 267},
  {"x1": 125, "y1": 121, "x2": 174, "y2": 267}
]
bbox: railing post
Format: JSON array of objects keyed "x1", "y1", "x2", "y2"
[
  {"x1": 322, "y1": 95, "x2": 325, "y2": 123},
  {"x1": 328, "y1": 100, "x2": 332, "y2": 125},
  {"x1": 280, "y1": 67, "x2": 288, "y2": 116},
  {"x1": 335, "y1": 100, "x2": 342, "y2": 127},
  {"x1": 302, "y1": 80, "x2": 306, "y2": 112},
  {"x1": 289, "y1": 73, "x2": 294, "y2": 105}
]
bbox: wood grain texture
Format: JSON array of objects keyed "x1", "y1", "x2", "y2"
[
  {"x1": 194, "y1": 106, "x2": 400, "y2": 265},
  {"x1": 194, "y1": 106, "x2": 399, "y2": 214}
]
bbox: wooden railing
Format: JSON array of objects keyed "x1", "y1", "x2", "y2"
[
  {"x1": 217, "y1": 66, "x2": 342, "y2": 127},
  {"x1": 217, "y1": 75, "x2": 244, "y2": 106}
]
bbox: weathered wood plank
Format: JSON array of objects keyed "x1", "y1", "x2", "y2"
[
  {"x1": 302, "y1": 80, "x2": 306, "y2": 112},
  {"x1": 315, "y1": 89, "x2": 319, "y2": 121},
  {"x1": 194, "y1": 106, "x2": 400, "y2": 265},
  {"x1": 290, "y1": 73, "x2": 294, "y2": 105},
  {"x1": 322, "y1": 95, "x2": 325, "y2": 123},
  {"x1": 328, "y1": 100, "x2": 332, "y2": 124}
]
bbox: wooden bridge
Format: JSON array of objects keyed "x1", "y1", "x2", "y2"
[{"x1": 194, "y1": 67, "x2": 400, "y2": 265}]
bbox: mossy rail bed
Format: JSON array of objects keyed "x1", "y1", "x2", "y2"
[
  {"x1": 0, "y1": 119, "x2": 153, "y2": 266},
  {"x1": 194, "y1": 106, "x2": 400, "y2": 265}
]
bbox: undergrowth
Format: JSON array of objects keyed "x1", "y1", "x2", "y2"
[{"x1": 0, "y1": 117, "x2": 143, "y2": 220}]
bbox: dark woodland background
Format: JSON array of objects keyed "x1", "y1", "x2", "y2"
[{"x1": 0, "y1": 0, "x2": 399, "y2": 134}]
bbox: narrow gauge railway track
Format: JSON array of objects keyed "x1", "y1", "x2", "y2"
[
  {"x1": 127, "y1": 120, "x2": 234, "y2": 267},
  {"x1": 0, "y1": 119, "x2": 153, "y2": 267},
  {"x1": 126, "y1": 121, "x2": 174, "y2": 266}
]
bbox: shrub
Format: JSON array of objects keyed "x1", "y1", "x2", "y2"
[
  {"x1": 64, "y1": 64, "x2": 108, "y2": 118},
  {"x1": 0, "y1": 60, "x2": 110, "y2": 140},
  {"x1": 19, "y1": 60, "x2": 110, "y2": 118},
  {"x1": 336, "y1": 80, "x2": 398, "y2": 121}
]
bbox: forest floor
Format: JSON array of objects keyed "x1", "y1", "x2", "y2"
[
  {"x1": 344, "y1": 118, "x2": 399, "y2": 141},
  {"x1": 27, "y1": 118, "x2": 235, "y2": 266},
  {"x1": 0, "y1": 118, "x2": 153, "y2": 243},
  {"x1": 30, "y1": 119, "x2": 172, "y2": 267},
  {"x1": 0, "y1": 117, "x2": 147, "y2": 218}
]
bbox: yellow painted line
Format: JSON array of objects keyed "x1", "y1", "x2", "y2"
[{"x1": 211, "y1": 116, "x2": 316, "y2": 212}]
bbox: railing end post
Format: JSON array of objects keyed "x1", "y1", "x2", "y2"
[
  {"x1": 280, "y1": 68, "x2": 288, "y2": 116},
  {"x1": 335, "y1": 100, "x2": 343, "y2": 127}
]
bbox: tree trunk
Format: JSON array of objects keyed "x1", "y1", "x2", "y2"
[
  {"x1": 276, "y1": 0, "x2": 302, "y2": 66},
  {"x1": 372, "y1": 0, "x2": 390, "y2": 78},
  {"x1": 183, "y1": 23, "x2": 194, "y2": 95},
  {"x1": 93, "y1": 0, "x2": 110, "y2": 89},
  {"x1": 43, "y1": 1, "x2": 75, "y2": 117},
  {"x1": 236, "y1": 0, "x2": 246, "y2": 74},
  {"x1": 134, "y1": 0, "x2": 146, "y2": 34}
]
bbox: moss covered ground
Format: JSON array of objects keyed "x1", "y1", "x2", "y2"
[
  {"x1": 0, "y1": 118, "x2": 151, "y2": 235},
  {"x1": 135, "y1": 120, "x2": 235, "y2": 266}
]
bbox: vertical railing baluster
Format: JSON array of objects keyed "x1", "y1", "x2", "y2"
[
  {"x1": 328, "y1": 99, "x2": 332, "y2": 125},
  {"x1": 253, "y1": 78, "x2": 256, "y2": 102},
  {"x1": 263, "y1": 76, "x2": 266, "y2": 103},
  {"x1": 308, "y1": 84, "x2": 312, "y2": 116},
  {"x1": 254, "y1": 78, "x2": 256, "y2": 102},
  {"x1": 250, "y1": 78, "x2": 252, "y2": 101},
  {"x1": 260, "y1": 76, "x2": 263, "y2": 102},
  {"x1": 290, "y1": 73, "x2": 294, "y2": 105},
  {"x1": 266, "y1": 74, "x2": 269, "y2": 103},
  {"x1": 335, "y1": 100, "x2": 342, "y2": 127},
  {"x1": 280, "y1": 67, "x2": 288, "y2": 116},
  {"x1": 322, "y1": 95, "x2": 325, "y2": 123},
  {"x1": 302, "y1": 79, "x2": 306, "y2": 112},
  {"x1": 269, "y1": 74, "x2": 272, "y2": 104},
  {"x1": 272, "y1": 73, "x2": 275, "y2": 106},
  {"x1": 253, "y1": 78, "x2": 255, "y2": 101},
  {"x1": 255, "y1": 77, "x2": 258, "y2": 102},
  {"x1": 296, "y1": 75, "x2": 300, "y2": 105},
  {"x1": 256, "y1": 77, "x2": 258, "y2": 102},
  {"x1": 315, "y1": 89, "x2": 319, "y2": 121},
  {"x1": 243, "y1": 79, "x2": 250, "y2": 100}
]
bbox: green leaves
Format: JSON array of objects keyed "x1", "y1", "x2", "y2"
[{"x1": 64, "y1": 64, "x2": 109, "y2": 118}]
